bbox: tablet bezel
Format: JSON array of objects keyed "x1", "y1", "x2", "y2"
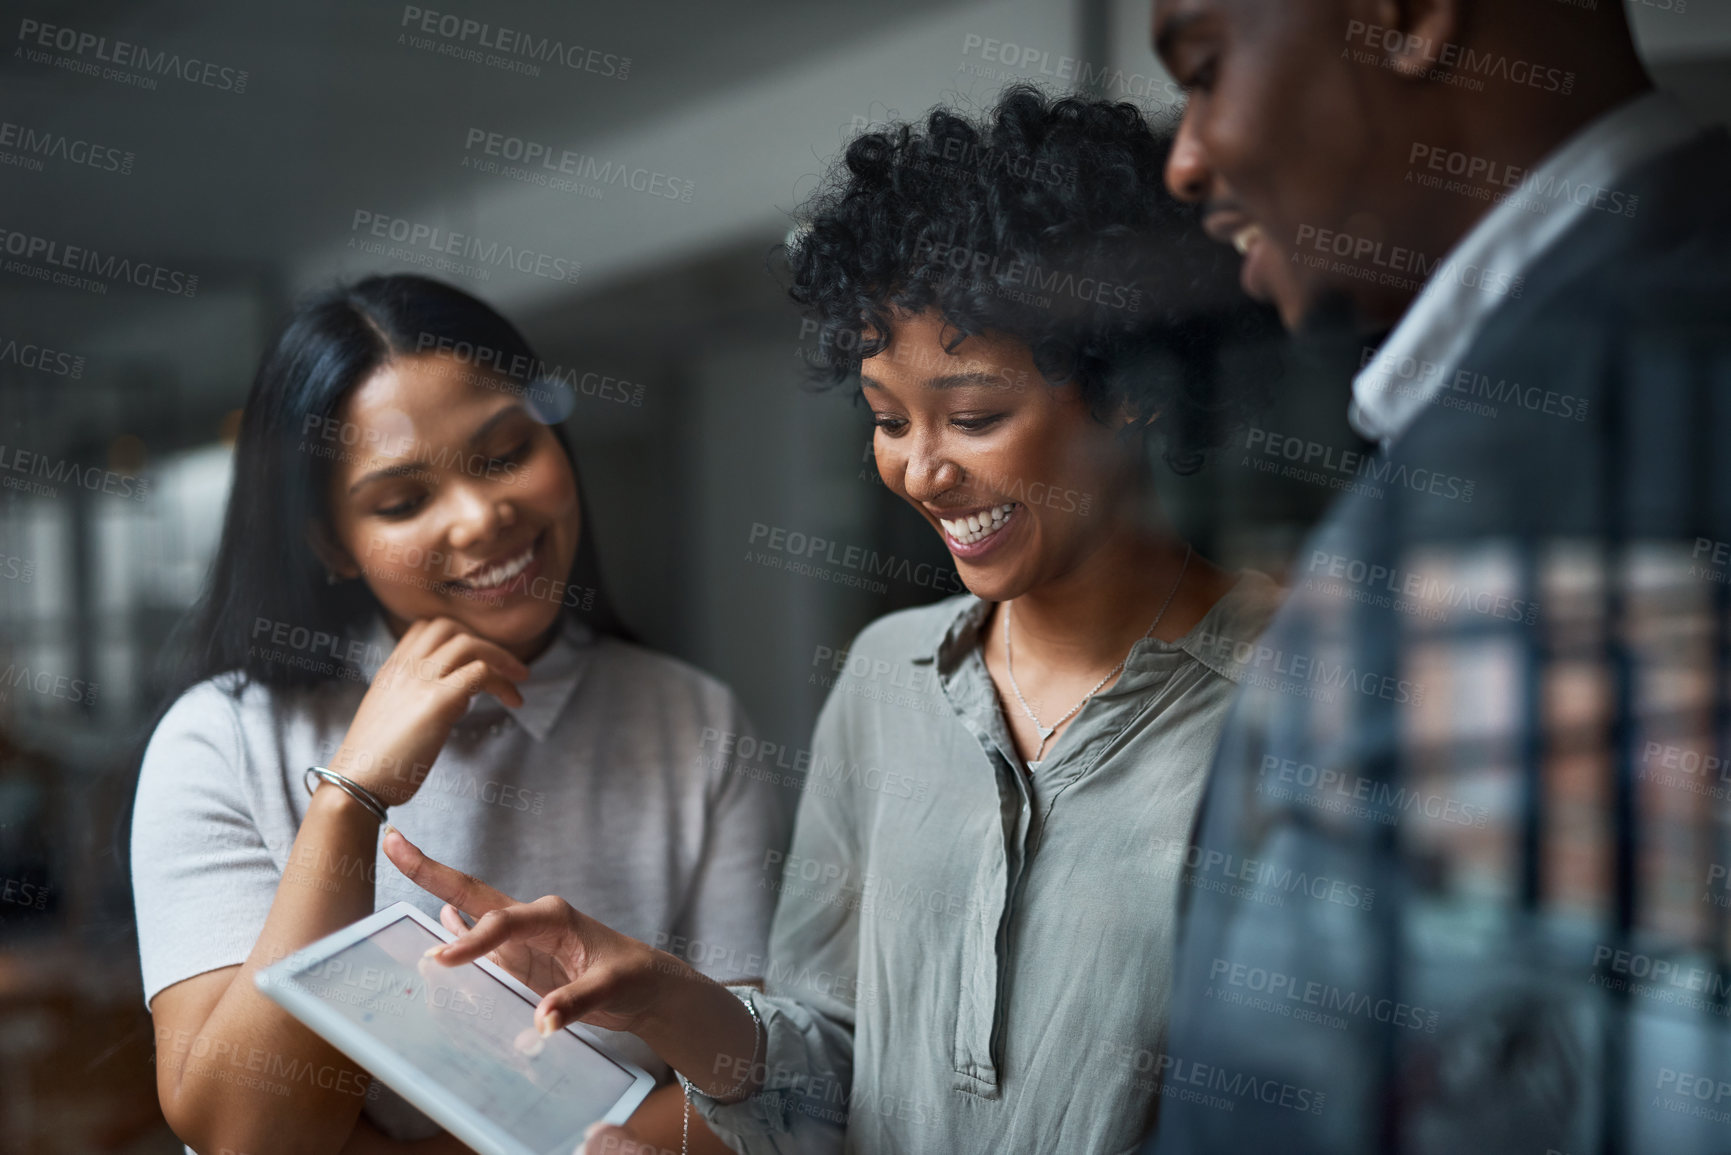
[{"x1": 255, "y1": 900, "x2": 656, "y2": 1155}]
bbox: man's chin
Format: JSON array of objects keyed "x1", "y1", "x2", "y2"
[
  {"x1": 1285, "y1": 289, "x2": 1388, "y2": 382},
  {"x1": 1294, "y1": 286, "x2": 1373, "y2": 341}
]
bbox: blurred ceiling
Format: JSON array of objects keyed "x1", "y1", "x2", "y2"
[
  {"x1": 3, "y1": 0, "x2": 1727, "y2": 460},
  {"x1": 1, "y1": 0, "x2": 976, "y2": 269}
]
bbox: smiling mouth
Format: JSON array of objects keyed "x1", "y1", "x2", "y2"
[
  {"x1": 449, "y1": 533, "x2": 540, "y2": 592},
  {"x1": 938, "y1": 503, "x2": 1018, "y2": 548},
  {"x1": 1206, "y1": 214, "x2": 1273, "y2": 306},
  {"x1": 1203, "y1": 205, "x2": 1260, "y2": 253}
]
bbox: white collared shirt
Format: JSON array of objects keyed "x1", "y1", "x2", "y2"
[{"x1": 1350, "y1": 90, "x2": 1700, "y2": 445}]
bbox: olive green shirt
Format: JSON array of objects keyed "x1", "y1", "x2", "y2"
[{"x1": 695, "y1": 573, "x2": 1281, "y2": 1154}]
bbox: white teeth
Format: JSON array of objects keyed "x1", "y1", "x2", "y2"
[
  {"x1": 1232, "y1": 225, "x2": 1262, "y2": 256},
  {"x1": 459, "y1": 541, "x2": 535, "y2": 590},
  {"x1": 939, "y1": 503, "x2": 1018, "y2": 547}
]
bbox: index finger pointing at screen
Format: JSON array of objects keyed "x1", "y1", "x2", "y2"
[{"x1": 382, "y1": 826, "x2": 519, "y2": 919}]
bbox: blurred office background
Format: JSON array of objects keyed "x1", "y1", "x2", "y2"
[{"x1": 1, "y1": 0, "x2": 1728, "y2": 1150}]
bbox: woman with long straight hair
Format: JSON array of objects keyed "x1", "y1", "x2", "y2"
[{"x1": 132, "y1": 274, "x2": 787, "y2": 1155}]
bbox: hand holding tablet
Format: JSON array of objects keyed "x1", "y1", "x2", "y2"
[
  {"x1": 374, "y1": 828, "x2": 770, "y2": 1154},
  {"x1": 255, "y1": 900, "x2": 654, "y2": 1155}
]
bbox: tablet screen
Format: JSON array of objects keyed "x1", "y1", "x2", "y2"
[{"x1": 283, "y1": 914, "x2": 636, "y2": 1154}]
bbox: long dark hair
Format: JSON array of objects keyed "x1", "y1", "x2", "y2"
[{"x1": 163, "y1": 273, "x2": 630, "y2": 702}]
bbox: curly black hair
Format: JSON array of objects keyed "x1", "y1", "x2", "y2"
[{"x1": 786, "y1": 84, "x2": 1261, "y2": 474}]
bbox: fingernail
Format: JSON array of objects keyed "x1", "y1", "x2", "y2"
[
  {"x1": 382, "y1": 823, "x2": 397, "y2": 837},
  {"x1": 422, "y1": 945, "x2": 444, "y2": 958},
  {"x1": 583, "y1": 1122, "x2": 604, "y2": 1139},
  {"x1": 538, "y1": 1015, "x2": 555, "y2": 1037}
]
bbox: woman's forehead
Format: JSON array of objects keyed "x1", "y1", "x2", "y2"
[{"x1": 344, "y1": 355, "x2": 506, "y2": 419}]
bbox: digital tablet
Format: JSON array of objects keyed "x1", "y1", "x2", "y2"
[{"x1": 255, "y1": 901, "x2": 655, "y2": 1155}]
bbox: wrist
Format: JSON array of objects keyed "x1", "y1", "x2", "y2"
[
  {"x1": 305, "y1": 779, "x2": 387, "y2": 831},
  {"x1": 635, "y1": 949, "x2": 704, "y2": 1042},
  {"x1": 330, "y1": 742, "x2": 418, "y2": 807},
  {"x1": 649, "y1": 967, "x2": 762, "y2": 1102}
]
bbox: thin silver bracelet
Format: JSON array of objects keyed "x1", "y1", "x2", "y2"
[
  {"x1": 303, "y1": 765, "x2": 389, "y2": 826},
  {"x1": 676, "y1": 989, "x2": 763, "y2": 1155}
]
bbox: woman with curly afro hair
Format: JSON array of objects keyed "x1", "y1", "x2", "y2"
[{"x1": 385, "y1": 86, "x2": 1283, "y2": 1155}]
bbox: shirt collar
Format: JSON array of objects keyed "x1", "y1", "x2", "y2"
[
  {"x1": 920, "y1": 573, "x2": 1275, "y2": 680},
  {"x1": 1349, "y1": 90, "x2": 1699, "y2": 446},
  {"x1": 355, "y1": 614, "x2": 594, "y2": 743},
  {"x1": 924, "y1": 596, "x2": 993, "y2": 673}
]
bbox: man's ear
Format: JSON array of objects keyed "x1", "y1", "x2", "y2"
[
  {"x1": 1367, "y1": 0, "x2": 1465, "y2": 82},
  {"x1": 306, "y1": 522, "x2": 361, "y2": 581}
]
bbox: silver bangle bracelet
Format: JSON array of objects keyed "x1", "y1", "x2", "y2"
[
  {"x1": 715, "y1": 988, "x2": 764, "y2": 1101},
  {"x1": 303, "y1": 765, "x2": 389, "y2": 826}
]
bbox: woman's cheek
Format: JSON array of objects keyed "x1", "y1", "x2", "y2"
[
  {"x1": 359, "y1": 529, "x2": 448, "y2": 592},
  {"x1": 522, "y1": 444, "x2": 580, "y2": 515}
]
